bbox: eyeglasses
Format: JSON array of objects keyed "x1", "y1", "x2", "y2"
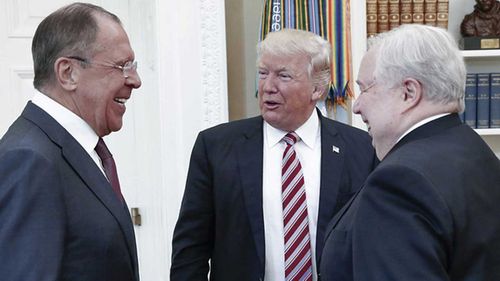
[
  {"x1": 66, "y1": 56, "x2": 138, "y2": 78},
  {"x1": 358, "y1": 80, "x2": 377, "y2": 94}
]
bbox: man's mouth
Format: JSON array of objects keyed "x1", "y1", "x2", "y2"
[
  {"x1": 263, "y1": 100, "x2": 281, "y2": 110},
  {"x1": 114, "y1": 98, "x2": 128, "y2": 104}
]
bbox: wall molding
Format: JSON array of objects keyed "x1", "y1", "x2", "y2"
[{"x1": 200, "y1": 0, "x2": 228, "y2": 127}]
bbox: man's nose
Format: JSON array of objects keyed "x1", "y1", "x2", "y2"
[
  {"x1": 262, "y1": 76, "x2": 277, "y2": 93},
  {"x1": 126, "y1": 71, "x2": 142, "y2": 89}
]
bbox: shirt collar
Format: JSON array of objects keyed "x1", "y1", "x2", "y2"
[
  {"x1": 397, "y1": 113, "x2": 450, "y2": 143},
  {"x1": 265, "y1": 109, "x2": 320, "y2": 149},
  {"x1": 31, "y1": 91, "x2": 100, "y2": 154}
]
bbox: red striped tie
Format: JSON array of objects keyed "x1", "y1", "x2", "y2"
[{"x1": 282, "y1": 132, "x2": 313, "y2": 281}]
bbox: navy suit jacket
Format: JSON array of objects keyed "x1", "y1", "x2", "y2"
[
  {"x1": 0, "y1": 102, "x2": 139, "y2": 281},
  {"x1": 320, "y1": 114, "x2": 500, "y2": 281},
  {"x1": 171, "y1": 109, "x2": 378, "y2": 281}
]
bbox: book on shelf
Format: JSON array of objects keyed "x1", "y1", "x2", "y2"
[
  {"x1": 477, "y1": 73, "x2": 490, "y2": 129},
  {"x1": 490, "y1": 73, "x2": 500, "y2": 128},
  {"x1": 424, "y1": 0, "x2": 437, "y2": 26},
  {"x1": 366, "y1": 0, "x2": 378, "y2": 37},
  {"x1": 465, "y1": 73, "x2": 478, "y2": 128},
  {"x1": 389, "y1": 0, "x2": 400, "y2": 30},
  {"x1": 464, "y1": 72, "x2": 500, "y2": 129},
  {"x1": 378, "y1": 0, "x2": 390, "y2": 33},
  {"x1": 412, "y1": 0, "x2": 425, "y2": 25},
  {"x1": 436, "y1": 0, "x2": 449, "y2": 29},
  {"x1": 365, "y1": 0, "x2": 449, "y2": 38},
  {"x1": 401, "y1": 0, "x2": 413, "y2": 25}
]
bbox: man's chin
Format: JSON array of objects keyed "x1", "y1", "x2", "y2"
[
  {"x1": 262, "y1": 115, "x2": 284, "y2": 130},
  {"x1": 108, "y1": 120, "x2": 124, "y2": 134}
]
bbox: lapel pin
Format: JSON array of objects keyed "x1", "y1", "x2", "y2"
[{"x1": 332, "y1": 145, "x2": 340, "y2": 154}]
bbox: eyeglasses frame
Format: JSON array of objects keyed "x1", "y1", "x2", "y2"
[{"x1": 65, "y1": 56, "x2": 137, "y2": 78}]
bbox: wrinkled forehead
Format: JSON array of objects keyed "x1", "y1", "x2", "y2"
[
  {"x1": 259, "y1": 52, "x2": 309, "y2": 72},
  {"x1": 358, "y1": 47, "x2": 378, "y2": 80}
]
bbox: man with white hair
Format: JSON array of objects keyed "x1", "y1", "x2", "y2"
[{"x1": 320, "y1": 24, "x2": 500, "y2": 281}]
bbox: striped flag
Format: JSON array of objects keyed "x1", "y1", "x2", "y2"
[{"x1": 260, "y1": 0, "x2": 353, "y2": 114}]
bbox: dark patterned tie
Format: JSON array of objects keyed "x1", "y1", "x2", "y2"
[
  {"x1": 95, "y1": 137, "x2": 123, "y2": 203},
  {"x1": 282, "y1": 132, "x2": 313, "y2": 281}
]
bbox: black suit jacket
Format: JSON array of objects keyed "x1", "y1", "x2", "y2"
[
  {"x1": 320, "y1": 114, "x2": 500, "y2": 281},
  {"x1": 0, "y1": 102, "x2": 139, "y2": 281},
  {"x1": 171, "y1": 110, "x2": 378, "y2": 280}
]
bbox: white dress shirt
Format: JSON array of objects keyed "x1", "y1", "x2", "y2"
[
  {"x1": 31, "y1": 91, "x2": 105, "y2": 176},
  {"x1": 263, "y1": 110, "x2": 321, "y2": 281}
]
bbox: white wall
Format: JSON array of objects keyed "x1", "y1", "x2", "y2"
[{"x1": 124, "y1": 0, "x2": 229, "y2": 279}]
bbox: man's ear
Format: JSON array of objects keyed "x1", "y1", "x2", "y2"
[
  {"x1": 54, "y1": 57, "x2": 78, "y2": 91},
  {"x1": 311, "y1": 85, "x2": 324, "y2": 102},
  {"x1": 401, "y1": 77, "x2": 422, "y2": 111}
]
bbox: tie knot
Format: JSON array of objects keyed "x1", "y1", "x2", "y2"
[
  {"x1": 95, "y1": 137, "x2": 112, "y2": 160},
  {"x1": 283, "y1": 132, "x2": 300, "y2": 146}
]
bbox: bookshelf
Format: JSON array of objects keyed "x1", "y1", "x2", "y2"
[
  {"x1": 462, "y1": 50, "x2": 500, "y2": 58},
  {"x1": 447, "y1": 0, "x2": 500, "y2": 152},
  {"x1": 352, "y1": 0, "x2": 500, "y2": 157},
  {"x1": 476, "y1": 128, "x2": 500, "y2": 136}
]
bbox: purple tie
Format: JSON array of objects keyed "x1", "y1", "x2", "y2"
[{"x1": 95, "y1": 138, "x2": 123, "y2": 202}]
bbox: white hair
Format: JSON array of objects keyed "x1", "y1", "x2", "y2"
[{"x1": 369, "y1": 24, "x2": 466, "y2": 112}]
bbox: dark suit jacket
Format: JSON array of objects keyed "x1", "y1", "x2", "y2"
[
  {"x1": 171, "y1": 109, "x2": 378, "y2": 280},
  {"x1": 320, "y1": 114, "x2": 500, "y2": 281},
  {"x1": 0, "y1": 102, "x2": 139, "y2": 281}
]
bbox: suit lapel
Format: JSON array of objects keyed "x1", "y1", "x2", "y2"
[
  {"x1": 61, "y1": 139, "x2": 138, "y2": 270},
  {"x1": 237, "y1": 117, "x2": 265, "y2": 271},
  {"x1": 315, "y1": 112, "x2": 346, "y2": 262},
  {"x1": 22, "y1": 102, "x2": 138, "y2": 273}
]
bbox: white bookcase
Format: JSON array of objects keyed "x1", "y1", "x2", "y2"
[
  {"x1": 449, "y1": 1, "x2": 500, "y2": 155},
  {"x1": 350, "y1": 0, "x2": 500, "y2": 157}
]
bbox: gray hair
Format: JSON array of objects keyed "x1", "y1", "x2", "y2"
[
  {"x1": 369, "y1": 24, "x2": 466, "y2": 112},
  {"x1": 32, "y1": 2, "x2": 121, "y2": 90},
  {"x1": 257, "y1": 29, "x2": 331, "y2": 94}
]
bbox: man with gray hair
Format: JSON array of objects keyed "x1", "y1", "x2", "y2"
[
  {"x1": 171, "y1": 29, "x2": 378, "y2": 281},
  {"x1": 0, "y1": 3, "x2": 141, "y2": 280},
  {"x1": 320, "y1": 24, "x2": 500, "y2": 281}
]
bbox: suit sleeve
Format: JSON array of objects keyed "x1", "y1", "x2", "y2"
[
  {"x1": 351, "y1": 165, "x2": 453, "y2": 281},
  {"x1": 171, "y1": 133, "x2": 214, "y2": 281},
  {"x1": 0, "y1": 149, "x2": 65, "y2": 281}
]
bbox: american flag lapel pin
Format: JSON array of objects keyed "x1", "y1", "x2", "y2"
[{"x1": 332, "y1": 145, "x2": 340, "y2": 154}]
